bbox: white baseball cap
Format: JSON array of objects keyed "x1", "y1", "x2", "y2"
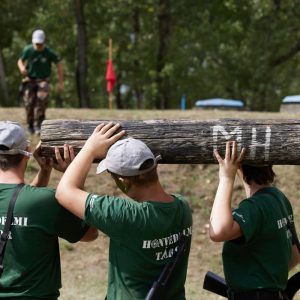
[
  {"x1": 0, "y1": 121, "x2": 31, "y2": 157},
  {"x1": 96, "y1": 138, "x2": 161, "y2": 176},
  {"x1": 32, "y1": 29, "x2": 45, "y2": 44}
]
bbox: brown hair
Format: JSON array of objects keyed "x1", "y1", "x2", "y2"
[
  {"x1": 111, "y1": 159, "x2": 159, "y2": 186},
  {"x1": 241, "y1": 164, "x2": 275, "y2": 185},
  {"x1": 0, "y1": 146, "x2": 24, "y2": 170}
]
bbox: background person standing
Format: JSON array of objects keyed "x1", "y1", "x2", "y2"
[{"x1": 17, "y1": 29, "x2": 64, "y2": 134}]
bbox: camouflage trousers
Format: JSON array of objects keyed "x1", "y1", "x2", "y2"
[{"x1": 22, "y1": 79, "x2": 50, "y2": 132}]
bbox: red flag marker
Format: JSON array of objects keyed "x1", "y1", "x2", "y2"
[
  {"x1": 106, "y1": 38, "x2": 115, "y2": 109},
  {"x1": 106, "y1": 59, "x2": 116, "y2": 93}
]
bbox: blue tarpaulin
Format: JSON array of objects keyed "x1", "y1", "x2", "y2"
[
  {"x1": 282, "y1": 95, "x2": 300, "y2": 103},
  {"x1": 195, "y1": 98, "x2": 244, "y2": 108}
]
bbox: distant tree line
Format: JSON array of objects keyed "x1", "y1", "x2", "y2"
[{"x1": 1, "y1": 0, "x2": 300, "y2": 111}]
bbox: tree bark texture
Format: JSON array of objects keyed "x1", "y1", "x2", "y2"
[
  {"x1": 40, "y1": 119, "x2": 300, "y2": 165},
  {"x1": 74, "y1": 0, "x2": 89, "y2": 108},
  {"x1": 0, "y1": 48, "x2": 9, "y2": 106},
  {"x1": 132, "y1": 6, "x2": 143, "y2": 109},
  {"x1": 155, "y1": 0, "x2": 171, "y2": 109}
]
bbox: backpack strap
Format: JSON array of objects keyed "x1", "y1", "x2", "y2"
[{"x1": 0, "y1": 183, "x2": 24, "y2": 276}]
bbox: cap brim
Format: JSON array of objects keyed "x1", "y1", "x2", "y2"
[
  {"x1": 96, "y1": 159, "x2": 107, "y2": 174},
  {"x1": 32, "y1": 39, "x2": 44, "y2": 44}
]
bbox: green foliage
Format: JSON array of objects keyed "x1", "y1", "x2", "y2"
[{"x1": 1, "y1": 0, "x2": 300, "y2": 110}]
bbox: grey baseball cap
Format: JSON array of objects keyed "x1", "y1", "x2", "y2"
[
  {"x1": 96, "y1": 138, "x2": 161, "y2": 176},
  {"x1": 32, "y1": 29, "x2": 45, "y2": 44},
  {"x1": 0, "y1": 121, "x2": 31, "y2": 157}
]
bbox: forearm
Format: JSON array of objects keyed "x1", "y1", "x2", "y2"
[
  {"x1": 59, "y1": 146, "x2": 93, "y2": 190},
  {"x1": 56, "y1": 147, "x2": 94, "y2": 219},
  {"x1": 56, "y1": 63, "x2": 64, "y2": 83},
  {"x1": 209, "y1": 178, "x2": 235, "y2": 241},
  {"x1": 17, "y1": 59, "x2": 26, "y2": 73},
  {"x1": 210, "y1": 141, "x2": 245, "y2": 242},
  {"x1": 31, "y1": 168, "x2": 52, "y2": 187}
]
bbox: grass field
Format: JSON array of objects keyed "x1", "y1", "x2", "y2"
[{"x1": 1, "y1": 107, "x2": 300, "y2": 299}]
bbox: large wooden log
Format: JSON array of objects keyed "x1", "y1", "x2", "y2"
[{"x1": 40, "y1": 119, "x2": 300, "y2": 165}]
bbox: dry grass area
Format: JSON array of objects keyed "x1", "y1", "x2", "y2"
[{"x1": 1, "y1": 107, "x2": 300, "y2": 299}]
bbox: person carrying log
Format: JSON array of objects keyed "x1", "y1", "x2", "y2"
[
  {"x1": 209, "y1": 141, "x2": 300, "y2": 300},
  {"x1": 56, "y1": 122, "x2": 193, "y2": 300},
  {"x1": 17, "y1": 29, "x2": 64, "y2": 135},
  {"x1": 0, "y1": 121, "x2": 97, "y2": 299}
]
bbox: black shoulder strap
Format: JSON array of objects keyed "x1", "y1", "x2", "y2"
[{"x1": 0, "y1": 183, "x2": 24, "y2": 276}]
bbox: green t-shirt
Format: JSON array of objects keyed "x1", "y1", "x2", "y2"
[
  {"x1": 0, "y1": 184, "x2": 88, "y2": 299},
  {"x1": 84, "y1": 193, "x2": 192, "y2": 300},
  {"x1": 20, "y1": 44, "x2": 60, "y2": 79},
  {"x1": 223, "y1": 187, "x2": 293, "y2": 292}
]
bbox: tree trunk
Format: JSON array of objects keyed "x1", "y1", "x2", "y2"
[
  {"x1": 273, "y1": 0, "x2": 281, "y2": 10},
  {"x1": 132, "y1": 6, "x2": 143, "y2": 109},
  {"x1": 74, "y1": 0, "x2": 89, "y2": 108},
  {"x1": 55, "y1": 93, "x2": 63, "y2": 108},
  {"x1": 155, "y1": 0, "x2": 171, "y2": 109},
  {"x1": 40, "y1": 119, "x2": 300, "y2": 165},
  {"x1": 0, "y1": 48, "x2": 9, "y2": 106}
]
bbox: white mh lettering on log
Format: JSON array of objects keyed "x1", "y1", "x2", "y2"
[{"x1": 213, "y1": 125, "x2": 271, "y2": 161}]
